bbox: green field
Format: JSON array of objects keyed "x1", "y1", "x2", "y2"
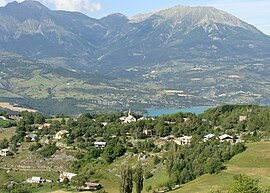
[
  {"x1": 0, "y1": 127, "x2": 16, "y2": 140},
  {"x1": 172, "y1": 141, "x2": 270, "y2": 193}
]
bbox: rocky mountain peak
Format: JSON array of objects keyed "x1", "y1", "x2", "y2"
[
  {"x1": 0, "y1": 0, "x2": 52, "y2": 21},
  {"x1": 130, "y1": 5, "x2": 260, "y2": 34}
]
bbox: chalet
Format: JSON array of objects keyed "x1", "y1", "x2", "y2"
[
  {"x1": 7, "y1": 112, "x2": 22, "y2": 120},
  {"x1": 219, "y1": 134, "x2": 233, "y2": 142},
  {"x1": 203, "y1": 133, "x2": 215, "y2": 142},
  {"x1": 53, "y1": 130, "x2": 69, "y2": 140},
  {"x1": 239, "y1": 116, "x2": 247, "y2": 122},
  {"x1": 173, "y1": 136, "x2": 192, "y2": 146},
  {"x1": 120, "y1": 110, "x2": 136, "y2": 124},
  {"x1": 83, "y1": 182, "x2": 102, "y2": 191},
  {"x1": 94, "y1": 142, "x2": 106, "y2": 148},
  {"x1": 0, "y1": 149, "x2": 10, "y2": 157},
  {"x1": 38, "y1": 123, "x2": 51, "y2": 130},
  {"x1": 59, "y1": 172, "x2": 77, "y2": 182}
]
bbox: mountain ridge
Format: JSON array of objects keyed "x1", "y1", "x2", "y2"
[
  {"x1": 0, "y1": 0, "x2": 268, "y2": 68},
  {"x1": 0, "y1": 1, "x2": 270, "y2": 114}
]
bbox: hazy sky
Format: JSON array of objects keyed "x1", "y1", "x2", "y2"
[{"x1": 0, "y1": 0, "x2": 269, "y2": 35}]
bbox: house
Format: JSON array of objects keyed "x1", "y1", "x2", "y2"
[
  {"x1": 0, "y1": 149, "x2": 10, "y2": 157},
  {"x1": 138, "y1": 117, "x2": 155, "y2": 121},
  {"x1": 120, "y1": 110, "x2": 136, "y2": 124},
  {"x1": 219, "y1": 134, "x2": 233, "y2": 142},
  {"x1": 239, "y1": 116, "x2": 247, "y2": 122},
  {"x1": 27, "y1": 134, "x2": 38, "y2": 142},
  {"x1": 40, "y1": 137, "x2": 50, "y2": 144},
  {"x1": 138, "y1": 117, "x2": 146, "y2": 121},
  {"x1": 7, "y1": 111, "x2": 22, "y2": 120},
  {"x1": 173, "y1": 136, "x2": 192, "y2": 146},
  {"x1": 26, "y1": 176, "x2": 52, "y2": 183},
  {"x1": 203, "y1": 133, "x2": 215, "y2": 142},
  {"x1": 53, "y1": 130, "x2": 69, "y2": 140},
  {"x1": 56, "y1": 142, "x2": 67, "y2": 148},
  {"x1": 143, "y1": 129, "x2": 154, "y2": 137},
  {"x1": 59, "y1": 172, "x2": 77, "y2": 182},
  {"x1": 164, "y1": 121, "x2": 177, "y2": 125},
  {"x1": 94, "y1": 142, "x2": 106, "y2": 148},
  {"x1": 101, "y1": 122, "x2": 108, "y2": 127},
  {"x1": 0, "y1": 116, "x2": 7, "y2": 120},
  {"x1": 183, "y1": 118, "x2": 190, "y2": 122},
  {"x1": 38, "y1": 123, "x2": 51, "y2": 130},
  {"x1": 26, "y1": 177, "x2": 42, "y2": 183},
  {"x1": 83, "y1": 182, "x2": 102, "y2": 191},
  {"x1": 160, "y1": 135, "x2": 175, "y2": 141}
]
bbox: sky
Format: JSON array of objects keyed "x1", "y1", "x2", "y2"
[{"x1": 0, "y1": 0, "x2": 269, "y2": 35}]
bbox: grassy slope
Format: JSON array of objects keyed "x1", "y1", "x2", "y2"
[
  {"x1": 64, "y1": 141, "x2": 270, "y2": 193},
  {"x1": 90, "y1": 154, "x2": 169, "y2": 193},
  {"x1": 0, "y1": 127, "x2": 16, "y2": 140},
  {"x1": 172, "y1": 141, "x2": 270, "y2": 193},
  {"x1": 2, "y1": 141, "x2": 269, "y2": 193}
]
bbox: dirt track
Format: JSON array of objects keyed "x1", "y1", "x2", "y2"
[{"x1": 0, "y1": 102, "x2": 36, "y2": 112}]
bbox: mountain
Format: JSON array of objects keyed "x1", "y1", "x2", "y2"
[
  {"x1": 0, "y1": 1, "x2": 269, "y2": 71},
  {"x1": 98, "y1": 6, "x2": 270, "y2": 70},
  {"x1": 0, "y1": 0, "x2": 107, "y2": 67},
  {"x1": 0, "y1": 1, "x2": 270, "y2": 114}
]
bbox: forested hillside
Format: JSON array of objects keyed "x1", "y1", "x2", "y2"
[{"x1": 0, "y1": 105, "x2": 270, "y2": 192}]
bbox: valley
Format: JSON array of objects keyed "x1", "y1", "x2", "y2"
[
  {"x1": 0, "y1": 53, "x2": 270, "y2": 115},
  {"x1": 0, "y1": 1, "x2": 269, "y2": 115},
  {"x1": 0, "y1": 1, "x2": 269, "y2": 192}
]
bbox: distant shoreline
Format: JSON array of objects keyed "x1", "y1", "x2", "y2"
[{"x1": 144, "y1": 106, "x2": 212, "y2": 117}]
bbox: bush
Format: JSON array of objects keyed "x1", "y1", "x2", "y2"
[
  {"x1": 204, "y1": 158, "x2": 223, "y2": 174},
  {"x1": 39, "y1": 143, "x2": 57, "y2": 157}
]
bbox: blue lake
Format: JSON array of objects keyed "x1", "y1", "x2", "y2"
[
  {"x1": 144, "y1": 104, "x2": 270, "y2": 117},
  {"x1": 144, "y1": 107, "x2": 209, "y2": 117}
]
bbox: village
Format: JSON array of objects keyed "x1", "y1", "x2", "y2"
[{"x1": 0, "y1": 106, "x2": 251, "y2": 193}]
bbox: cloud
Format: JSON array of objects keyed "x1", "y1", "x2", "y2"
[
  {"x1": 0, "y1": 0, "x2": 7, "y2": 6},
  {"x1": 41, "y1": 0, "x2": 101, "y2": 14}
]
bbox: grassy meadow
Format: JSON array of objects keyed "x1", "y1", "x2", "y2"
[{"x1": 172, "y1": 141, "x2": 270, "y2": 193}]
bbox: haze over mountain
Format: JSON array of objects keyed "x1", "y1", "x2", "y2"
[{"x1": 0, "y1": 0, "x2": 269, "y2": 72}]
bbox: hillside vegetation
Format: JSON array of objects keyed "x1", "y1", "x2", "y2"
[
  {"x1": 172, "y1": 141, "x2": 270, "y2": 193},
  {"x1": 0, "y1": 105, "x2": 270, "y2": 193}
]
